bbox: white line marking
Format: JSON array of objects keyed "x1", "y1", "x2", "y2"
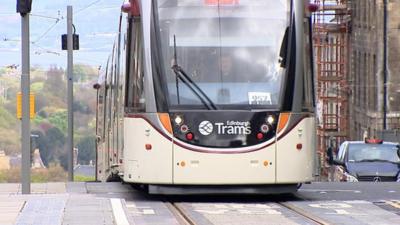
[
  {"x1": 302, "y1": 189, "x2": 362, "y2": 193},
  {"x1": 142, "y1": 209, "x2": 155, "y2": 215},
  {"x1": 195, "y1": 209, "x2": 229, "y2": 214},
  {"x1": 126, "y1": 203, "x2": 136, "y2": 208},
  {"x1": 110, "y1": 198, "x2": 130, "y2": 225}
]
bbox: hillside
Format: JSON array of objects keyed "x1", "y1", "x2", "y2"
[{"x1": 0, "y1": 64, "x2": 98, "y2": 172}]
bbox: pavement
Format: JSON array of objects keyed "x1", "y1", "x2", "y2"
[
  {"x1": 0, "y1": 183, "x2": 117, "y2": 225},
  {"x1": 0, "y1": 182, "x2": 399, "y2": 225}
]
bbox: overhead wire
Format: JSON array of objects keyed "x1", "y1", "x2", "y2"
[
  {"x1": 32, "y1": 1, "x2": 117, "y2": 44},
  {"x1": 33, "y1": 20, "x2": 61, "y2": 44},
  {"x1": 30, "y1": 14, "x2": 62, "y2": 20},
  {"x1": 32, "y1": 42, "x2": 61, "y2": 56},
  {"x1": 75, "y1": 0, "x2": 104, "y2": 15},
  {"x1": 2, "y1": 1, "x2": 119, "y2": 66}
]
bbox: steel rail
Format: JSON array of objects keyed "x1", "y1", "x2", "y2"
[
  {"x1": 166, "y1": 202, "x2": 197, "y2": 225},
  {"x1": 278, "y1": 202, "x2": 331, "y2": 225}
]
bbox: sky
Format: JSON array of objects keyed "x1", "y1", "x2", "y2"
[{"x1": 0, "y1": 0, "x2": 122, "y2": 68}]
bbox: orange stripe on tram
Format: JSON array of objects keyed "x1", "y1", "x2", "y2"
[
  {"x1": 277, "y1": 113, "x2": 290, "y2": 133},
  {"x1": 158, "y1": 113, "x2": 173, "y2": 134}
]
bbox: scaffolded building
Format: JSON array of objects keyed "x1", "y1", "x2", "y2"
[{"x1": 312, "y1": 0, "x2": 351, "y2": 178}]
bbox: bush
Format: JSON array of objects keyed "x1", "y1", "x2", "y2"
[{"x1": 0, "y1": 164, "x2": 67, "y2": 183}]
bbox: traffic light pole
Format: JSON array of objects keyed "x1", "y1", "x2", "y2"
[
  {"x1": 67, "y1": 6, "x2": 74, "y2": 181},
  {"x1": 21, "y1": 12, "x2": 31, "y2": 194}
]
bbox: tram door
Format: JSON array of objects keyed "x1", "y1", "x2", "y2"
[{"x1": 96, "y1": 83, "x2": 108, "y2": 182}]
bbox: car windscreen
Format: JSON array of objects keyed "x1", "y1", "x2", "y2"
[{"x1": 347, "y1": 143, "x2": 400, "y2": 163}]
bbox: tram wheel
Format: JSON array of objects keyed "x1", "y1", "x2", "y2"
[{"x1": 106, "y1": 173, "x2": 121, "y2": 182}]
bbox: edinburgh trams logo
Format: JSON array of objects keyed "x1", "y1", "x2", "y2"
[
  {"x1": 198, "y1": 120, "x2": 251, "y2": 136},
  {"x1": 198, "y1": 121, "x2": 214, "y2": 136}
]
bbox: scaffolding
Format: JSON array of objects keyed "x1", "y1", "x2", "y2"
[{"x1": 312, "y1": 0, "x2": 351, "y2": 178}]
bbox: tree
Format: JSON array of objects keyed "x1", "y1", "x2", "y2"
[
  {"x1": 48, "y1": 111, "x2": 67, "y2": 134},
  {"x1": 73, "y1": 64, "x2": 97, "y2": 83},
  {"x1": 35, "y1": 127, "x2": 67, "y2": 168},
  {"x1": 43, "y1": 66, "x2": 66, "y2": 99},
  {"x1": 76, "y1": 135, "x2": 96, "y2": 164}
]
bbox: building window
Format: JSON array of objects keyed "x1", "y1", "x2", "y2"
[{"x1": 372, "y1": 54, "x2": 377, "y2": 111}]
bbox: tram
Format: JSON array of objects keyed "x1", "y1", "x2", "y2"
[{"x1": 94, "y1": 0, "x2": 316, "y2": 194}]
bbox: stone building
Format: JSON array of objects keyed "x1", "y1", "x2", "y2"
[{"x1": 349, "y1": 0, "x2": 400, "y2": 139}]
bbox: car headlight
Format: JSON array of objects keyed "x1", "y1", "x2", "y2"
[{"x1": 343, "y1": 173, "x2": 358, "y2": 182}]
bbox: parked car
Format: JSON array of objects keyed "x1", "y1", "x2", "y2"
[{"x1": 328, "y1": 139, "x2": 400, "y2": 182}]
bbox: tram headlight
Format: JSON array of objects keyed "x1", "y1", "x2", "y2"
[
  {"x1": 174, "y1": 115, "x2": 184, "y2": 125},
  {"x1": 266, "y1": 115, "x2": 275, "y2": 124}
]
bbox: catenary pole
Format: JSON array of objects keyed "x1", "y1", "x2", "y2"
[
  {"x1": 67, "y1": 6, "x2": 74, "y2": 181},
  {"x1": 20, "y1": 10, "x2": 31, "y2": 195}
]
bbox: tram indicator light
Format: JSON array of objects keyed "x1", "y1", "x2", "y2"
[
  {"x1": 256, "y1": 132, "x2": 264, "y2": 140},
  {"x1": 186, "y1": 132, "x2": 194, "y2": 141},
  {"x1": 145, "y1": 144, "x2": 152, "y2": 150},
  {"x1": 260, "y1": 124, "x2": 270, "y2": 133},
  {"x1": 180, "y1": 124, "x2": 189, "y2": 133}
]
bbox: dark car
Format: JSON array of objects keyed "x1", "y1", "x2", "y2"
[{"x1": 328, "y1": 140, "x2": 400, "y2": 182}]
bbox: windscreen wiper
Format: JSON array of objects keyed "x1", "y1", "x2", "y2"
[
  {"x1": 171, "y1": 35, "x2": 217, "y2": 110},
  {"x1": 279, "y1": 27, "x2": 289, "y2": 68},
  {"x1": 358, "y1": 159, "x2": 400, "y2": 164}
]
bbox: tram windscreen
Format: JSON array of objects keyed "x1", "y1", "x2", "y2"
[{"x1": 156, "y1": 0, "x2": 290, "y2": 109}]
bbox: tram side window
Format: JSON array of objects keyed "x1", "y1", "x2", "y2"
[
  {"x1": 125, "y1": 17, "x2": 145, "y2": 112},
  {"x1": 97, "y1": 91, "x2": 105, "y2": 139}
]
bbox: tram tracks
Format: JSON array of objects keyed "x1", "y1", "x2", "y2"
[
  {"x1": 166, "y1": 200, "x2": 331, "y2": 225},
  {"x1": 166, "y1": 202, "x2": 197, "y2": 225},
  {"x1": 278, "y1": 202, "x2": 331, "y2": 225}
]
